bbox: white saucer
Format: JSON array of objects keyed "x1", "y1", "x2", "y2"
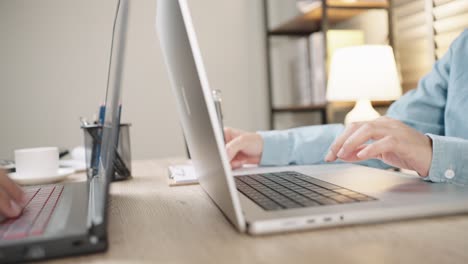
[
  {"x1": 59, "y1": 159, "x2": 87, "y2": 172},
  {"x1": 9, "y1": 168, "x2": 76, "y2": 185}
]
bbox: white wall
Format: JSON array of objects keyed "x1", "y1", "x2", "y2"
[{"x1": 0, "y1": 0, "x2": 268, "y2": 160}]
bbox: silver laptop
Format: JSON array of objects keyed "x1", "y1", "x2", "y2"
[
  {"x1": 0, "y1": 0, "x2": 128, "y2": 261},
  {"x1": 156, "y1": 0, "x2": 468, "y2": 235}
]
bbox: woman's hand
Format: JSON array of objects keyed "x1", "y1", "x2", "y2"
[
  {"x1": 225, "y1": 127, "x2": 264, "y2": 169},
  {"x1": 325, "y1": 116, "x2": 433, "y2": 177},
  {"x1": 0, "y1": 170, "x2": 26, "y2": 218}
]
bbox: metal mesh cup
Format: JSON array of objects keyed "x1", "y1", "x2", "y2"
[{"x1": 81, "y1": 123, "x2": 132, "y2": 181}]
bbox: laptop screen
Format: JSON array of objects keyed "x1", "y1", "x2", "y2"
[
  {"x1": 90, "y1": 0, "x2": 129, "y2": 230},
  {"x1": 156, "y1": 0, "x2": 246, "y2": 232}
]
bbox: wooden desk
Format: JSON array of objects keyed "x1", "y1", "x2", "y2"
[{"x1": 48, "y1": 159, "x2": 468, "y2": 264}]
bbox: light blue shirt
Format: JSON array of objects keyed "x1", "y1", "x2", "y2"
[{"x1": 259, "y1": 29, "x2": 468, "y2": 186}]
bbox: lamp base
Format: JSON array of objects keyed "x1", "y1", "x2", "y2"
[{"x1": 345, "y1": 99, "x2": 380, "y2": 124}]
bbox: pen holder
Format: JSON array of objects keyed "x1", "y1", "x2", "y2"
[{"x1": 81, "y1": 123, "x2": 132, "y2": 181}]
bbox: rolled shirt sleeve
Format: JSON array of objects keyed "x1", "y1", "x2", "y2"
[{"x1": 425, "y1": 134, "x2": 468, "y2": 186}]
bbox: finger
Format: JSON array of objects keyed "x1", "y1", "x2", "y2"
[
  {"x1": 337, "y1": 144, "x2": 368, "y2": 162},
  {"x1": 226, "y1": 136, "x2": 249, "y2": 161},
  {"x1": 325, "y1": 122, "x2": 363, "y2": 162},
  {"x1": 0, "y1": 172, "x2": 26, "y2": 206},
  {"x1": 224, "y1": 127, "x2": 234, "y2": 143},
  {"x1": 356, "y1": 136, "x2": 397, "y2": 160},
  {"x1": 231, "y1": 153, "x2": 260, "y2": 167},
  {"x1": 224, "y1": 127, "x2": 243, "y2": 143},
  {"x1": 231, "y1": 157, "x2": 261, "y2": 169},
  {"x1": 231, "y1": 156, "x2": 248, "y2": 169},
  {"x1": 231, "y1": 160, "x2": 242, "y2": 169},
  {"x1": 337, "y1": 122, "x2": 386, "y2": 159},
  {"x1": 0, "y1": 190, "x2": 22, "y2": 218}
]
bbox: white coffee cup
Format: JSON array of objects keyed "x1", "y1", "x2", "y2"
[{"x1": 14, "y1": 147, "x2": 59, "y2": 178}]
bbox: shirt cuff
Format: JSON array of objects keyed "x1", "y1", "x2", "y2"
[
  {"x1": 425, "y1": 134, "x2": 468, "y2": 185},
  {"x1": 257, "y1": 130, "x2": 292, "y2": 166}
]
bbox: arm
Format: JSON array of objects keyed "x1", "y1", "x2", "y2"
[
  {"x1": 225, "y1": 126, "x2": 352, "y2": 169},
  {"x1": 256, "y1": 33, "x2": 454, "y2": 168},
  {"x1": 386, "y1": 31, "x2": 468, "y2": 184},
  {"x1": 258, "y1": 124, "x2": 343, "y2": 166},
  {"x1": 326, "y1": 31, "x2": 468, "y2": 183},
  {"x1": 227, "y1": 31, "x2": 467, "y2": 180},
  {"x1": 258, "y1": 124, "x2": 390, "y2": 169}
]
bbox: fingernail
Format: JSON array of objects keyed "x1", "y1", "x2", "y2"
[
  {"x1": 357, "y1": 150, "x2": 366, "y2": 158},
  {"x1": 324, "y1": 151, "x2": 333, "y2": 162},
  {"x1": 9, "y1": 200, "x2": 22, "y2": 217},
  {"x1": 337, "y1": 148, "x2": 345, "y2": 158}
]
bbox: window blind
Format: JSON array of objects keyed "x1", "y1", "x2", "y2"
[
  {"x1": 392, "y1": 0, "x2": 433, "y2": 91},
  {"x1": 433, "y1": 0, "x2": 468, "y2": 58}
]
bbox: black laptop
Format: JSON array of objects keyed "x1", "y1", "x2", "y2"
[{"x1": 0, "y1": 0, "x2": 129, "y2": 262}]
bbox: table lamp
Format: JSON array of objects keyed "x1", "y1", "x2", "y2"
[{"x1": 326, "y1": 45, "x2": 402, "y2": 124}]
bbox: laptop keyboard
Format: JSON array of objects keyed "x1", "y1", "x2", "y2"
[
  {"x1": 0, "y1": 185, "x2": 64, "y2": 240},
  {"x1": 235, "y1": 171, "x2": 376, "y2": 211}
]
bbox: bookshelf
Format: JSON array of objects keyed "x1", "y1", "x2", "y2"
[{"x1": 263, "y1": 0, "x2": 393, "y2": 129}]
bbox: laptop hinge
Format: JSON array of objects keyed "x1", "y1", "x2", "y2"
[{"x1": 87, "y1": 176, "x2": 104, "y2": 230}]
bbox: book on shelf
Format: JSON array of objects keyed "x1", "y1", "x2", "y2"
[
  {"x1": 291, "y1": 38, "x2": 313, "y2": 106},
  {"x1": 270, "y1": 38, "x2": 302, "y2": 107},
  {"x1": 270, "y1": 30, "x2": 365, "y2": 108},
  {"x1": 309, "y1": 32, "x2": 326, "y2": 105}
]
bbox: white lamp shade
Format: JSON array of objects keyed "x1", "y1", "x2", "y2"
[{"x1": 326, "y1": 45, "x2": 402, "y2": 102}]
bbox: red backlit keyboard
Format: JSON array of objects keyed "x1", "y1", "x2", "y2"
[{"x1": 0, "y1": 185, "x2": 64, "y2": 240}]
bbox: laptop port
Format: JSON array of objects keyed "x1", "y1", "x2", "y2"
[
  {"x1": 72, "y1": 240, "x2": 84, "y2": 247},
  {"x1": 323, "y1": 216, "x2": 333, "y2": 222}
]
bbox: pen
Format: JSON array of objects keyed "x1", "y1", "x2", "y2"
[{"x1": 99, "y1": 104, "x2": 106, "y2": 125}]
